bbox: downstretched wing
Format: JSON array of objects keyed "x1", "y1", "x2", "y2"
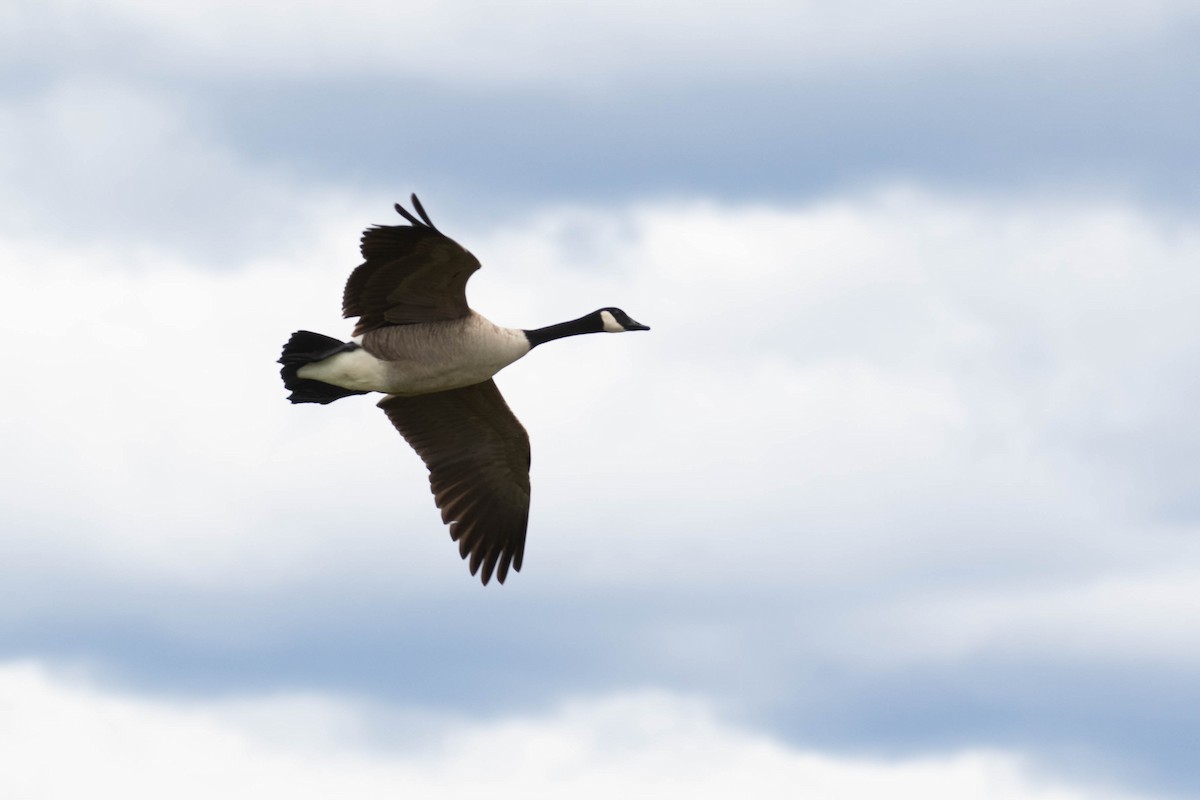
[
  {"x1": 379, "y1": 380, "x2": 531, "y2": 585},
  {"x1": 343, "y1": 195, "x2": 481, "y2": 335}
]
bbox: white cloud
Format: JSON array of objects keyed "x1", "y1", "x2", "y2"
[
  {"x1": 0, "y1": 660, "x2": 1152, "y2": 800},
  {"x1": 0, "y1": 221, "x2": 401, "y2": 591},
  {"x1": 0, "y1": 79, "x2": 350, "y2": 255},
  {"x1": 7, "y1": 1, "x2": 1197, "y2": 89},
  {"x1": 3, "y1": 187, "x2": 1200, "y2": 673},
  {"x1": 851, "y1": 565, "x2": 1200, "y2": 666}
]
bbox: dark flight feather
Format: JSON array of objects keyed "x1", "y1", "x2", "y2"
[
  {"x1": 378, "y1": 380, "x2": 531, "y2": 585},
  {"x1": 342, "y1": 197, "x2": 480, "y2": 334}
]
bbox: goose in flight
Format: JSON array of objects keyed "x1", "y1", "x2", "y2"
[{"x1": 279, "y1": 196, "x2": 649, "y2": 585}]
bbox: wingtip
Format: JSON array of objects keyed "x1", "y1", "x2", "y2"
[
  {"x1": 410, "y1": 194, "x2": 437, "y2": 230},
  {"x1": 472, "y1": 560, "x2": 494, "y2": 586},
  {"x1": 393, "y1": 202, "x2": 421, "y2": 227},
  {"x1": 392, "y1": 195, "x2": 438, "y2": 231},
  {"x1": 469, "y1": 550, "x2": 506, "y2": 587}
]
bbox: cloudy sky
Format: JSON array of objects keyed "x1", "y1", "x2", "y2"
[{"x1": 3, "y1": 1, "x2": 1200, "y2": 797}]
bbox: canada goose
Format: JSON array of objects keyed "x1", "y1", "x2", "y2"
[{"x1": 279, "y1": 196, "x2": 649, "y2": 585}]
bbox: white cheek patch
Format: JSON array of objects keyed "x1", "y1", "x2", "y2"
[{"x1": 600, "y1": 310, "x2": 624, "y2": 333}]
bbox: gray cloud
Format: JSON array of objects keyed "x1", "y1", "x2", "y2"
[
  {"x1": 4, "y1": 661, "x2": 1153, "y2": 799},
  {"x1": 4, "y1": 5, "x2": 1200, "y2": 259}
]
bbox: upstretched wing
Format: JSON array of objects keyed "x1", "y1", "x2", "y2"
[
  {"x1": 379, "y1": 379, "x2": 531, "y2": 585},
  {"x1": 343, "y1": 195, "x2": 481, "y2": 335}
]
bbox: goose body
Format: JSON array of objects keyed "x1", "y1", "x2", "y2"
[
  {"x1": 279, "y1": 196, "x2": 648, "y2": 585},
  {"x1": 298, "y1": 312, "x2": 531, "y2": 396}
]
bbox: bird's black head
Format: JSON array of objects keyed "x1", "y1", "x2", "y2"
[{"x1": 596, "y1": 307, "x2": 651, "y2": 333}]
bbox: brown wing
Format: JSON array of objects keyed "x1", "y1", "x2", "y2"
[
  {"x1": 379, "y1": 379, "x2": 531, "y2": 585},
  {"x1": 343, "y1": 196, "x2": 481, "y2": 335}
]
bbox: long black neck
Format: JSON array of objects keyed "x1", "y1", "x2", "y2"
[{"x1": 523, "y1": 313, "x2": 602, "y2": 349}]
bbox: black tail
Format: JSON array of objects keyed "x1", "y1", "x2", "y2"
[{"x1": 278, "y1": 331, "x2": 370, "y2": 405}]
